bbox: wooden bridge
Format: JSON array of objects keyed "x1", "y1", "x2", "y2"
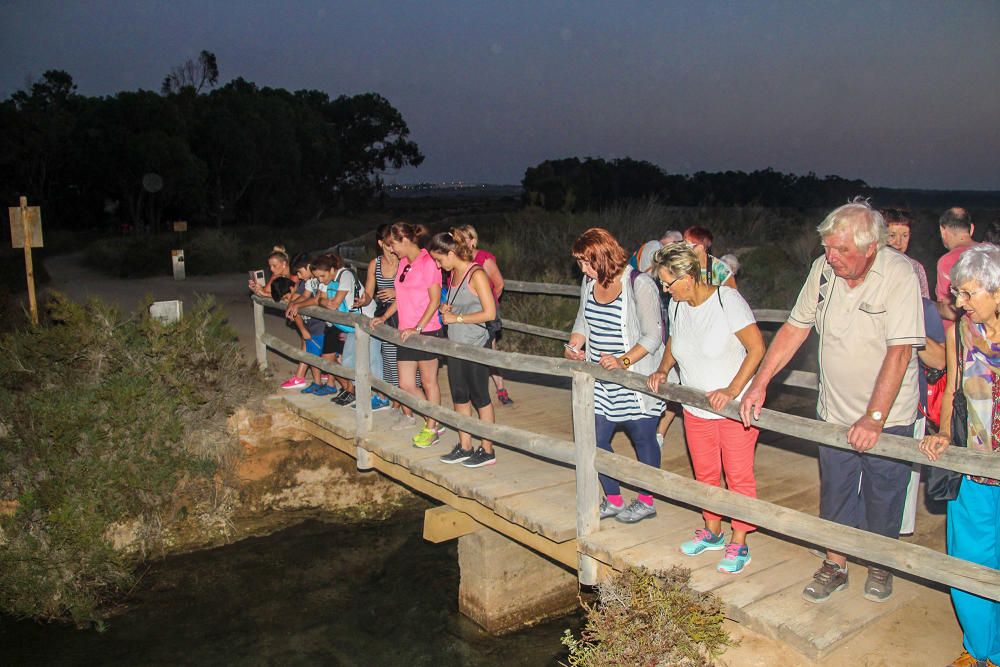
[{"x1": 251, "y1": 283, "x2": 1000, "y2": 662}]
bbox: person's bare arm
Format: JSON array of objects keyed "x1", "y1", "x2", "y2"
[
  {"x1": 482, "y1": 258, "x2": 505, "y2": 298},
  {"x1": 920, "y1": 325, "x2": 958, "y2": 460},
  {"x1": 739, "y1": 323, "x2": 811, "y2": 426},
  {"x1": 918, "y1": 337, "x2": 946, "y2": 370},
  {"x1": 936, "y1": 299, "x2": 959, "y2": 322},
  {"x1": 846, "y1": 344, "x2": 913, "y2": 452},
  {"x1": 441, "y1": 271, "x2": 496, "y2": 325},
  {"x1": 707, "y1": 323, "x2": 765, "y2": 411},
  {"x1": 646, "y1": 338, "x2": 676, "y2": 393},
  {"x1": 361, "y1": 259, "x2": 377, "y2": 307}
]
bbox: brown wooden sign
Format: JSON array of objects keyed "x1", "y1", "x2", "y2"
[{"x1": 8, "y1": 205, "x2": 43, "y2": 248}]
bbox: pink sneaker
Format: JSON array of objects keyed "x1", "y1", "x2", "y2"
[{"x1": 280, "y1": 376, "x2": 307, "y2": 389}]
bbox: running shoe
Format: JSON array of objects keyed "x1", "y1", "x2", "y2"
[
  {"x1": 680, "y1": 529, "x2": 726, "y2": 556},
  {"x1": 333, "y1": 391, "x2": 356, "y2": 406},
  {"x1": 802, "y1": 560, "x2": 849, "y2": 604},
  {"x1": 314, "y1": 384, "x2": 339, "y2": 397},
  {"x1": 717, "y1": 543, "x2": 751, "y2": 574},
  {"x1": 391, "y1": 412, "x2": 417, "y2": 431},
  {"x1": 280, "y1": 376, "x2": 307, "y2": 390},
  {"x1": 599, "y1": 498, "x2": 624, "y2": 520},
  {"x1": 462, "y1": 447, "x2": 496, "y2": 467},
  {"x1": 615, "y1": 498, "x2": 657, "y2": 523},
  {"x1": 300, "y1": 382, "x2": 323, "y2": 394},
  {"x1": 412, "y1": 426, "x2": 440, "y2": 448},
  {"x1": 440, "y1": 444, "x2": 474, "y2": 464}
]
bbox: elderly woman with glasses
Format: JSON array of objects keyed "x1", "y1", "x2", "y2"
[
  {"x1": 646, "y1": 242, "x2": 765, "y2": 574},
  {"x1": 564, "y1": 228, "x2": 665, "y2": 524},
  {"x1": 919, "y1": 244, "x2": 1000, "y2": 667}
]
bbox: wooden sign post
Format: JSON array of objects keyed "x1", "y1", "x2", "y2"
[{"x1": 8, "y1": 196, "x2": 43, "y2": 326}]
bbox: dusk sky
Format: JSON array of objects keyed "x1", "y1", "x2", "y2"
[{"x1": 2, "y1": 1, "x2": 998, "y2": 190}]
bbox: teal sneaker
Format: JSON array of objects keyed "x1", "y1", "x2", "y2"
[
  {"x1": 680, "y1": 529, "x2": 726, "y2": 556},
  {"x1": 300, "y1": 382, "x2": 323, "y2": 394},
  {"x1": 717, "y1": 543, "x2": 751, "y2": 574}
]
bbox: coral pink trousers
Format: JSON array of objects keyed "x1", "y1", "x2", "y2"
[{"x1": 682, "y1": 410, "x2": 759, "y2": 533}]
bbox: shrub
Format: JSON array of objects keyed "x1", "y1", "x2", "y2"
[
  {"x1": 561, "y1": 566, "x2": 732, "y2": 667},
  {"x1": 0, "y1": 293, "x2": 268, "y2": 625}
]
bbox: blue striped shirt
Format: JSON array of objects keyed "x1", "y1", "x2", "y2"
[{"x1": 585, "y1": 292, "x2": 662, "y2": 421}]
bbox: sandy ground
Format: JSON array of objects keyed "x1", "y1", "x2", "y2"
[{"x1": 42, "y1": 254, "x2": 968, "y2": 666}]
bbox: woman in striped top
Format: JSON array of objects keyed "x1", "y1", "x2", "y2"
[{"x1": 565, "y1": 228, "x2": 665, "y2": 524}]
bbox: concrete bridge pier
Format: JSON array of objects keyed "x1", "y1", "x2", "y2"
[{"x1": 456, "y1": 527, "x2": 579, "y2": 634}]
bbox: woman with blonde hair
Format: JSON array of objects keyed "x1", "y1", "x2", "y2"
[
  {"x1": 565, "y1": 228, "x2": 665, "y2": 523},
  {"x1": 647, "y1": 242, "x2": 765, "y2": 574},
  {"x1": 451, "y1": 224, "x2": 513, "y2": 405},
  {"x1": 427, "y1": 231, "x2": 498, "y2": 467}
]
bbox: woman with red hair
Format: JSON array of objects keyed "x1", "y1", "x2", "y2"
[
  {"x1": 565, "y1": 228, "x2": 666, "y2": 523},
  {"x1": 684, "y1": 226, "x2": 736, "y2": 288}
]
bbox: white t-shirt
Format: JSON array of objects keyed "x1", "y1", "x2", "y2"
[
  {"x1": 668, "y1": 286, "x2": 756, "y2": 420},
  {"x1": 334, "y1": 269, "x2": 357, "y2": 310},
  {"x1": 303, "y1": 277, "x2": 320, "y2": 295}
]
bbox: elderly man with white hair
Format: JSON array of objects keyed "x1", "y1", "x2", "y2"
[{"x1": 739, "y1": 199, "x2": 925, "y2": 604}]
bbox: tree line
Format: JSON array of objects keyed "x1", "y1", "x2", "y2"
[
  {"x1": 522, "y1": 157, "x2": 871, "y2": 211},
  {"x1": 0, "y1": 53, "x2": 424, "y2": 231}
]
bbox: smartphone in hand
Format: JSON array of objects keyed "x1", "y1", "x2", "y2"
[{"x1": 250, "y1": 269, "x2": 266, "y2": 287}]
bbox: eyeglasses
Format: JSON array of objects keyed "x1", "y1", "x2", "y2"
[
  {"x1": 660, "y1": 275, "x2": 685, "y2": 291},
  {"x1": 950, "y1": 286, "x2": 986, "y2": 301},
  {"x1": 399, "y1": 263, "x2": 413, "y2": 283}
]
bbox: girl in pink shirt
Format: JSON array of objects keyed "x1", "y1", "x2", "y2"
[{"x1": 372, "y1": 222, "x2": 444, "y2": 448}]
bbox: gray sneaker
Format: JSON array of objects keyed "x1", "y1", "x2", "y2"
[
  {"x1": 390, "y1": 412, "x2": 417, "y2": 431},
  {"x1": 863, "y1": 566, "x2": 893, "y2": 603},
  {"x1": 440, "y1": 444, "x2": 474, "y2": 464},
  {"x1": 599, "y1": 498, "x2": 624, "y2": 520},
  {"x1": 802, "y1": 560, "x2": 849, "y2": 603},
  {"x1": 615, "y1": 498, "x2": 657, "y2": 524}
]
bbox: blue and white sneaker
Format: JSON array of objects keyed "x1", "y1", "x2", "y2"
[
  {"x1": 717, "y1": 543, "x2": 751, "y2": 574},
  {"x1": 680, "y1": 529, "x2": 726, "y2": 556},
  {"x1": 314, "y1": 384, "x2": 339, "y2": 397},
  {"x1": 300, "y1": 382, "x2": 323, "y2": 394},
  {"x1": 351, "y1": 395, "x2": 392, "y2": 411}
]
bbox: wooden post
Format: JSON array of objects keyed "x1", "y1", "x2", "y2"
[
  {"x1": 354, "y1": 323, "x2": 374, "y2": 471},
  {"x1": 572, "y1": 370, "x2": 600, "y2": 585},
  {"x1": 253, "y1": 300, "x2": 267, "y2": 371},
  {"x1": 19, "y1": 197, "x2": 38, "y2": 326}
]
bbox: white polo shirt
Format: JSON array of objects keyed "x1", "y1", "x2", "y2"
[{"x1": 788, "y1": 248, "x2": 924, "y2": 428}]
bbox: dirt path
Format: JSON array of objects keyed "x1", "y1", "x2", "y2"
[{"x1": 42, "y1": 254, "x2": 967, "y2": 666}]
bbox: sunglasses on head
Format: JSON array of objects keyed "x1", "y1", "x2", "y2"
[{"x1": 399, "y1": 263, "x2": 413, "y2": 283}]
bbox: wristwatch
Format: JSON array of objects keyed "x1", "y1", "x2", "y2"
[
  {"x1": 621, "y1": 356, "x2": 632, "y2": 369},
  {"x1": 415, "y1": 325, "x2": 423, "y2": 333},
  {"x1": 456, "y1": 314, "x2": 464, "y2": 323},
  {"x1": 867, "y1": 409, "x2": 885, "y2": 422}
]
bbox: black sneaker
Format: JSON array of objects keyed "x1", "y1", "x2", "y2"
[
  {"x1": 440, "y1": 444, "x2": 474, "y2": 464},
  {"x1": 333, "y1": 391, "x2": 356, "y2": 406},
  {"x1": 802, "y1": 560, "x2": 849, "y2": 603},
  {"x1": 462, "y1": 447, "x2": 496, "y2": 468}
]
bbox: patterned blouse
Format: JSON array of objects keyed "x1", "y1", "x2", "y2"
[{"x1": 957, "y1": 316, "x2": 1000, "y2": 485}]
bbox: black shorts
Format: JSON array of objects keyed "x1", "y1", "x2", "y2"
[
  {"x1": 322, "y1": 328, "x2": 344, "y2": 355},
  {"x1": 447, "y1": 357, "x2": 492, "y2": 409},
  {"x1": 397, "y1": 329, "x2": 444, "y2": 363}
]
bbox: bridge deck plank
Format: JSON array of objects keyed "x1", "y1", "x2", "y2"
[{"x1": 271, "y1": 366, "x2": 950, "y2": 661}]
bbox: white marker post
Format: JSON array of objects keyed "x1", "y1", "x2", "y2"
[{"x1": 171, "y1": 249, "x2": 186, "y2": 281}]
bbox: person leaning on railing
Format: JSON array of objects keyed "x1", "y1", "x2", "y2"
[
  {"x1": 646, "y1": 242, "x2": 765, "y2": 575},
  {"x1": 739, "y1": 199, "x2": 925, "y2": 606},
  {"x1": 564, "y1": 227, "x2": 665, "y2": 524},
  {"x1": 919, "y1": 244, "x2": 1000, "y2": 667}
]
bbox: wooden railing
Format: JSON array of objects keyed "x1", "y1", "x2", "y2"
[
  {"x1": 251, "y1": 295, "x2": 1000, "y2": 602},
  {"x1": 343, "y1": 258, "x2": 818, "y2": 390}
]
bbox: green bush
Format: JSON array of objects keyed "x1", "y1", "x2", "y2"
[
  {"x1": 561, "y1": 566, "x2": 732, "y2": 666},
  {"x1": 0, "y1": 293, "x2": 267, "y2": 625}
]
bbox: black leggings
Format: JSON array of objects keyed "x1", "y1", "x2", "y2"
[{"x1": 447, "y1": 358, "x2": 491, "y2": 409}]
